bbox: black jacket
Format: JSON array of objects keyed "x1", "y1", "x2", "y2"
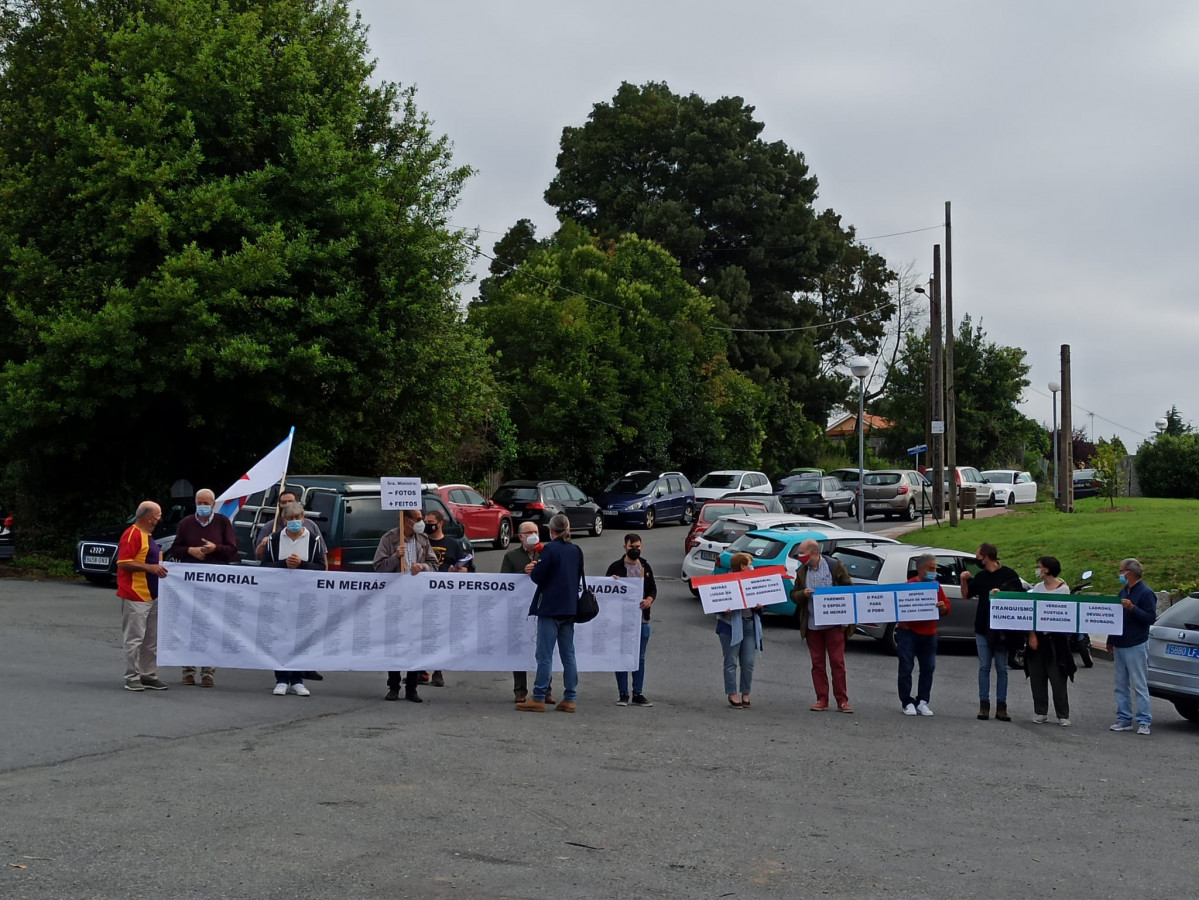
[{"x1": 606, "y1": 556, "x2": 656, "y2": 621}]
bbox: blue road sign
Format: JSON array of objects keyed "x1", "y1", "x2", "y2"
[{"x1": 906, "y1": 444, "x2": 928, "y2": 455}]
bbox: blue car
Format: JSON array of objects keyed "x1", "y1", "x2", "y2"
[{"x1": 596, "y1": 471, "x2": 695, "y2": 529}]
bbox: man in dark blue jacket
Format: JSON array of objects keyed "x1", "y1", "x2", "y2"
[
  {"x1": 1109, "y1": 557, "x2": 1157, "y2": 735},
  {"x1": 517, "y1": 514, "x2": 581, "y2": 713}
]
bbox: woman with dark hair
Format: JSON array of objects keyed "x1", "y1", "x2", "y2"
[
  {"x1": 716, "y1": 552, "x2": 762, "y2": 709},
  {"x1": 1025, "y1": 555, "x2": 1077, "y2": 726}
]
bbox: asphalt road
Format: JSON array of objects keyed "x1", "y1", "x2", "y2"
[{"x1": 1, "y1": 520, "x2": 1195, "y2": 899}]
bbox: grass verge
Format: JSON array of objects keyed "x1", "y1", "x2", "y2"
[
  {"x1": 0, "y1": 555, "x2": 80, "y2": 580},
  {"x1": 901, "y1": 496, "x2": 1199, "y2": 596}
]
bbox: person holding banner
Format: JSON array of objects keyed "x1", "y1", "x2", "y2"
[
  {"x1": 898, "y1": 554, "x2": 950, "y2": 717},
  {"x1": 1025, "y1": 556, "x2": 1076, "y2": 726},
  {"x1": 517, "y1": 514, "x2": 580, "y2": 714},
  {"x1": 502, "y1": 522, "x2": 553, "y2": 704},
  {"x1": 262, "y1": 501, "x2": 329, "y2": 696},
  {"x1": 960, "y1": 543, "x2": 1021, "y2": 722},
  {"x1": 607, "y1": 534, "x2": 656, "y2": 708},
  {"x1": 373, "y1": 509, "x2": 440, "y2": 703},
  {"x1": 716, "y1": 552, "x2": 762, "y2": 709},
  {"x1": 1110, "y1": 558, "x2": 1157, "y2": 735},
  {"x1": 791, "y1": 538, "x2": 855, "y2": 713},
  {"x1": 254, "y1": 489, "x2": 321, "y2": 561},
  {"x1": 165, "y1": 488, "x2": 238, "y2": 688}
]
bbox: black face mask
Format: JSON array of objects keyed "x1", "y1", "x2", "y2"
[{"x1": 626, "y1": 547, "x2": 642, "y2": 561}]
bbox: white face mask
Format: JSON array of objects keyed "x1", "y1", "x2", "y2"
[
  {"x1": 411, "y1": 520, "x2": 426, "y2": 535},
  {"x1": 522, "y1": 532, "x2": 539, "y2": 548}
]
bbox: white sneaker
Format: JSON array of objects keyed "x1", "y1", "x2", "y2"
[
  {"x1": 902, "y1": 703, "x2": 917, "y2": 716},
  {"x1": 916, "y1": 701, "x2": 934, "y2": 717},
  {"x1": 1058, "y1": 719, "x2": 1071, "y2": 727},
  {"x1": 1032, "y1": 714, "x2": 1048, "y2": 724},
  {"x1": 1110, "y1": 721, "x2": 1133, "y2": 732},
  {"x1": 1136, "y1": 723, "x2": 1150, "y2": 735},
  {"x1": 288, "y1": 683, "x2": 310, "y2": 697},
  {"x1": 272, "y1": 683, "x2": 288, "y2": 696}
]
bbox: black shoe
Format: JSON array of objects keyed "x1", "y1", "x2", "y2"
[
  {"x1": 405, "y1": 687, "x2": 423, "y2": 703},
  {"x1": 431, "y1": 671, "x2": 445, "y2": 687},
  {"x1": 304, "y1": 671, "x2": 324, "y2": 681},
  {"x1": 385, "y1": 688, "x2": 400, "y2": 701},
  {"x1": 631, "y1": 693, "x2": 654, "y2": 707}
]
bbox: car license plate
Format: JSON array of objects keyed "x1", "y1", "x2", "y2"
[
  {"x1": 84, "y1": 555, "x2": 109, "y2": 566},
  {"x1": 603, "y1": 509, "x2": 618, "y2": 516},
  {"x1": 1165, "y1": 643, "x2": 1199, "y2": 659},
  {"x1": 510, "y1": 511, "x2": 521, "y2": 517},
  {"x1": 699, "y1": 550, "x2": 717, "y2": 561}
]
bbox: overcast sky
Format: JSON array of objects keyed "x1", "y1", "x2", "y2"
[{"x1": 354, "y1": 1, "x2": 1198, "y2": 451}]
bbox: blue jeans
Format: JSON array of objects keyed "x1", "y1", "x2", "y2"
[
  {"x1": 534, "y1": 616, "x2": 577, "y2": 702},
  {"x1": 975, "y1": 634, "x2": 1008, "y2": 703},
  {"x1": 615, "y1": 621, "x2": 651, "y2": 696},
  {"x1": 1113, "y1": 642, "x2": 1152, "y2": 726},
  {"x1": 718, "y1": 629, "x2": 757, "y2": 695},
  {"x1": 897, "y1": 628, "x2": 937, "y2": 707}
]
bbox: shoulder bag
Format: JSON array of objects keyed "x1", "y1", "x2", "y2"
[{"x1": 574, "y1": 545, "x2": 599, "y2": 624}]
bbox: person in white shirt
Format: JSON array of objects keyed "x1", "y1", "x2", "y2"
[
  {"x1": 262, "y1": 502, "x2": 328, "y2": 696},
  {"x1": 1025, "y1": 555, "x2": 1076, "y2": 726}
]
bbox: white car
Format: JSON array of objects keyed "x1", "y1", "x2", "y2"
[
  {"x1": 981, "y1": 470, "x2": 1038, "y2": 506},
  {"x1": 681, "y1": 511, "x2": 854, "y2": 591},
  {"x1": 692, "y1": 469, "x2": 772, "y2": 502}
]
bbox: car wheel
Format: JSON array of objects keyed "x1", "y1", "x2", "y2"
[
  {"x1": 848, "y1": 500, "x2": 857, "y2": 520},
  {"x1": 591, "y1": 514, "x2": 603, "y2": 536},
  {"x1": 688, "y1": 581, "x2": 700, "y2": 598},
  {"x1": 903, "y1": 500, "x2": 916, "y2": 521},
  {"x1": 644, "y1": 507, "x2": 656, "y2": 529},
  {"x1": 824, "y1": 502, "x2": 834, "y2": 520},
  {"x1": 84, "y1": 573, "x2": 113, "y2": 586},
  {"x1": 1006, "y1": 494, "x2": 1015, "y2": 508},
  {"x1": 681, "y1": 502, "x2": 694, "y2": 525},
  {"x1": 881, "y1": 623, "x2": 898, "y2": 655},
  {"x1": 493, "y1": 518, "x2": 512, "y2": 550},
  {"x1": 1175, "y1": 700, "x2": 1199, "y2": 724}
]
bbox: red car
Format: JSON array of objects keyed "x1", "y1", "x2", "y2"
[
  {"x1": 434, "y1": 484, "x2": 515, "y2": 550},
  {"x1": 683, "y1": 499, "x2": 772, "y2": 553}
]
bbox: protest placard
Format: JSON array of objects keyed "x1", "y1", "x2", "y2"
[{"x1": 380, "y1": 477, "x2": 423, "y2": 510}]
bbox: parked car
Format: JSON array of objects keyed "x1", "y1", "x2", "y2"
[
  {"x1": 1073, "y1": 468, "x2": 1100, "y2": 499},
  {"x1": 433, "y1": 483, "x2": 514, "y2": 549},
  {"x1": 980, "y1": 470, "x2": 1038, "y2": 506},
  {"x1": 75, "y1": 501, "x2": 193, "y2": 584},
  {"x1": 717, "y1": 491, "x2": 785, "y2": 513},
  {"x1": 491, "y1": 479, "x2": 603, "y2": 538},
  {"x1": 709, "y1": 527, "x2": 900, "y2": 616},
  {"x1": 683, "y1": 499, "x2": 773, "y2": 553},
  {"x1": 827, "y1": 543, "x2": 987, "y2": 651},
  {"x1": 0, "y1": 500, "x2": 14, "y2": 561},
  {"x1": 944, "y1": 466, "x2": 996, "y2": 506},
  {"x1": 826, "y1": 468, "x2": 866, "y2": 488},
  {"x1": 680, "y1": 512, "x2": 845, "y2": 592},
  {"x1": 692, "y1": 470, "x2": 772, "y2": 502},
  {"x1": 860, "y1": 470, "x2": 934, "y2": 520},
  {"x1": 779, "y1": 475, "x2": 857, "y2": 519},
  {"x1": 770, "y1": 468, "x2": 825, "y2": 492},
  {"x1": 1147, "y1": 594, "x2": 1199, "y2": 723},
  {"x1": 596, "y1": 471, "x2": 695, "y2": 528}
]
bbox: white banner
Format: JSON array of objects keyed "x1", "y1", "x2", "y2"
[{"x1": 157, "y1": 565, "x2": 642, "y2": 671}]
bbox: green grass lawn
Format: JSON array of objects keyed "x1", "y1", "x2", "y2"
[{"x1": 901, "y1": 497, "x2": 1199, "y2": 596}]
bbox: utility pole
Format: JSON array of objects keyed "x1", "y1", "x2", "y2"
[
  {"x1": 945, "y1": 201, "x2": 957, "y2": 526},
  {"x1": 930, "y1": 246, "x2": 944, "y2": 515},
  {"x1": 1060, "y1": 344, "x2": 1074, "y2": 512}
]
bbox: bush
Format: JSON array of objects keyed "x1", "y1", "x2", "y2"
[{"x1": 1136, "y1": 434, "x2": 1199, "y2": 499}]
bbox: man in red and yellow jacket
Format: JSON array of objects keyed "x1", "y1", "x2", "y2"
[
  {"x1": 116, "y1": 501, "x2": 170, "y2": 692},
  {"x1": 898, "y1": 553, "x2": 950, "y2": 717}
]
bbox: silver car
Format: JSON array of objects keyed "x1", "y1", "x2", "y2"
[{"x1": 1147, "y1": 594, "x2": 1199, "y2": 723}]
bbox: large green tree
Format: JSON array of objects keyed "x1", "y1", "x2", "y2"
[
  {"x1": 470, "y1": 222, "x2": 765, "y2": 490},
  {"x1": 875, "y1": 316, "x2": 1046, "y2": 468},
  {"x1": 541, "y1": 81, "x2": 893, "y2": 467},
  {"x1": 0, "y1": 0, "x2": 506, "y2": 549}
]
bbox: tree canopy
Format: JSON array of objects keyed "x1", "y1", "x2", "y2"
[
  {"x1": 470, "y1": 222, "x2": 764, "y2": 490},
  {"x1": 0, "y1": 0, "x2": 504, "y2": 547},
  {"x1": 542, "y1": 81, "x2": 893, "y2": 469}
]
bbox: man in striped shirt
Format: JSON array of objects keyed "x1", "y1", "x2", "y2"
[{"x1": 116, "y1": 501, "x2": 170, "y2": 692}]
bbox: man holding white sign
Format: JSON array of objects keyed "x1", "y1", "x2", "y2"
[
  {"x1": 373, "y1": 509, "x2": 439, "y2": 702},
  {"x1": 898, "y1": 555, "x2": 950, "y2": 717},
  {"x1": 791, "y1": 539, "x2": 855, "y2": 714}
]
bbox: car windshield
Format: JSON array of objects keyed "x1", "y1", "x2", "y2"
[
  {"x1": 493, "y1": 487, "x2": 538, "y2": 503},
  {"x1": 605, "y1": 473, "x2": 655, "y2": 494},
  {"x1": 696, "y1": 473, "x2": 739, "y2": 488},
  {"x1": 783, "y1": 478, "x2": 821, "y2": 494},
  {"x1": 726, "y1": 534, "x2": 786, "y2": 560},
  {"x1": 864, "y1": 473, "x2": 901, "y2": 486},
  {"x1": 701, "y1": 503, "x2": 759, "y2": 522}
]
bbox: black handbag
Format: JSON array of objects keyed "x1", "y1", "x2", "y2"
[{"x1": 574, "y1": 545, "x2": 599, "y2": 624}]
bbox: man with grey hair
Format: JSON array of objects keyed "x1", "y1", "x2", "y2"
[
  {"x1": 166, "y1": 487, "x2": 238, "y2": 687},
  {"x1": 897, "y1": 554, "x2": 950, "y2": 716},
  {"x1": 517, "y1": 514, "x2": 581, "y2": 713},
  {"x1": 116, "y1": 501, "x2": 169, "y2": 691},
  {"x1": 1109, "y1": 557, "x2": 1157, "y2": 735},
  {"x1": 791, "y1": 537, "x2": 856, "y2": 713}
]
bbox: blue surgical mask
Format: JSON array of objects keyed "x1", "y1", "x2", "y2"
[
  {"x1": 195, "y1": 505, "x2": 212, "y2": 519},
  {"x1": 923, "y1": 572, "x2": 938, "y2": 582},
  {"x1": 1118, "y1": 573, "x2": 1127, "y2": 586},
  {"x1": 285, "y1": 520, "x2": 304, "y2": 535}
]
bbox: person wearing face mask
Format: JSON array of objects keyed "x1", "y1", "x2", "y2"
[
  {"x1": 790, "y1": 538, "x2": 856, "y2": 713},
  {"x1": 501, "y1": 521, "x2": 553, "y2": 704},
  {"x1": 420, "y1": 509, "x2": 470, "y2": 687},
  {"x1": 261, "y1": 501, "x2": 329, "y2": 696},
  {"x1": 959, "y1": 543, "x2": 1022, "y2": 721},
  {"x1": 1025, "y1": 556, "x2": 1076, "y2": 726},
  {"x1": 373, "y1": 509, "x2": 439, "y2": 702},
  {"x1": 1109, "y1": 558, "x2": 1157, "y2": 736},
  {"x1": 607, "y1": 534, "x2": 657, "y2": 707},
  {"x1": 254, "y1": 489, "x2": 322, "y2": 561},
  {"x1": 898, "y1": 554, "x2": 950, "y2": 717},
  {"x1": 165, "y1": 488, "x2": 238, "y2": 687}
]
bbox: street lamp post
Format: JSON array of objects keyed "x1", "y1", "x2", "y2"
[
  {"x1": 849, "y1": 356, "x2": 872, "y2": 530},
  {"x1": 1049, "y1": 380, "x2": 1061, "y2": 504}
]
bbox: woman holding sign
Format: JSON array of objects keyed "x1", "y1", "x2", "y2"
[
  {"x1": 1025, "y1": 556, "x2": 1076, "y2": 726},
  {"x1": 716, "y1": 553, "x2": 762, "y2": 709}
]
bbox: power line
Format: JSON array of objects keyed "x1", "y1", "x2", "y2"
[{"x1": 1025, "y1": 385, "x2": 1149, "y2": 438}]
